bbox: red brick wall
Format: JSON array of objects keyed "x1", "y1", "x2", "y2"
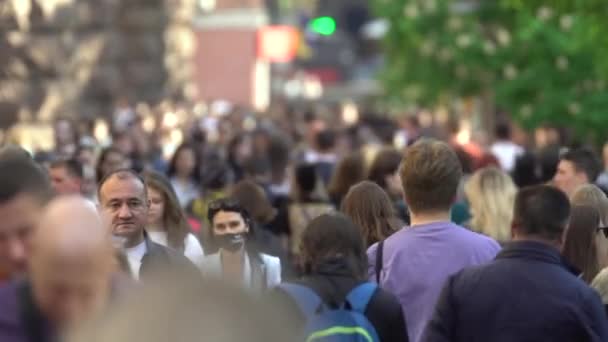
[{"x1": 194, "y1": 29, "x2": 257, "y2": 106}]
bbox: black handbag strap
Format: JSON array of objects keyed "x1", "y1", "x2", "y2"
[{"x1": 375, "y1": 240, "x2": 384, "y2": 284}]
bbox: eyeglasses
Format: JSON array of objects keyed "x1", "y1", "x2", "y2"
[{"x1": 597, "y1": 227, "x2": 608, "y2": 239}]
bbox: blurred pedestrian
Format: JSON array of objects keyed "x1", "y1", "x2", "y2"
[
  {"x1": 341, "y1": 181, "x2": 401, "y2": 248},
  {"x1": 201, "y1": 199, "x2": 281, "y2": 291},
  {"x1": 53, "y1": 117, "x2": 78, "y2": 158},
  {"x1": 490, "y1": 122, "x2": 524, "y2": 173},
  {"x1": 512, "y1": 152, "x2": 541, "y2": 187},
  {"x1": 571, "y1": 184, "x2": 608, "y2": 272},
  {"x1": 273, "y1": 213, "x2": 408, "y2": 341},
  {"x1": 327, "y1": 152, "x2": 366, "y2": 208},
  {"x1": 562, "y1": 205, "x2": 602, "y2": 283},
  {"x1": 143, "y1": 171, "x2": 205, "y2": 264},
  {"x1": 554, "y1": 148, "x2": 601, "y2": 197},
  {"x1": 368, "y1": 139, "x2": 500, "y2": 342},
  {"x1": 95, "y1": 147, "x2": 129, "y2": 184},
  {"x1": 167, "y1": 143, "x2": 201, "y2": 208},
  {"x1": 367, "y1": 147, "x2": 409, "y2": 224},
  {"x1": 591, "y1": 268, "x2": 608, "y2": 315},
  {"x1": 424, "y1": 185, "x2": 608, "y2": 341},
  {"x1": 288, "y1": 164, "x2": 334, "y2": 260},
  {"x1": 0, "y1": 156, "x2": 53, "y2": 282},
  {"x1": 66, "y1": 273, "x2": 294, "y2": 342},
  {"x1": 464, "y1": 167, "x2": 517, "y2": 243},
  {"x1": 597, "y1": 141, "x2": 608, "y2": 193},
  {"x1": 0, "y1": 196, "x2": 117, "y2": 341},
  {"x1": 98, "y1": 169, "x2": 196, "y2": 281},
  {"x1": 227, "y1": 134, "x2": 252, "y2": 182},
  {"x1": 49, "y1": 158, "x2": 83, "y2": 195},
  {"x1": 187, "y1": 160, "x2": 232, "y2": 240}
]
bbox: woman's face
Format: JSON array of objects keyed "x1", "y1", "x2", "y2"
[
  {"x1": 212, "y1": 211, "x2": 249, "y2": 236},
  {"x1": 175, "y1": 148, "x2": 196, "y2": 177},
  {"x1": 147, "y1": 188, "x2": 165, "y2": 226}
]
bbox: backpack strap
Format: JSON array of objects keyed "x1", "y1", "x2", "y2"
[
  {"x1": 375, "y1": 240, "x2": 384, "y2": 284},
  {"x1": 277, "y1": 283, "x2": 324, "y2": 318},
  {"x1": 345, "y1": 283, "x2": 378, "y2": 313}
]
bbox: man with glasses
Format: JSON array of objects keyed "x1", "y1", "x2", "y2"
[{"x1": 98, "y1": 169, "x2": 196, "y2": 280}]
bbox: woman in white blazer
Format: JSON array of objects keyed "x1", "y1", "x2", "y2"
[{"x1": 200, "y1": 198, "x2": 281, "y2": 290}]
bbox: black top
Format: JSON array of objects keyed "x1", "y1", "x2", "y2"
[
  {"x1": 139, "y1": 231, "x2": 200, "y2": 281},
  {"x1": 424, "y1": 240, "x2": 608, "y2": 342},
  {"x1": 270, "y1": 261, "x2": 408, "y2": 342}
]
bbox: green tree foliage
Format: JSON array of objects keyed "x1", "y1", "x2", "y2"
[{"x1": 376, "y1": 0, "x2": 608, "y2": 141}]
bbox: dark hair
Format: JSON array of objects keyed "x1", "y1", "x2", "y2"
[
  {"x1": 512, "y1": 185, "x2": 570, "y2": 241},
  {"x1": 207, "y1": 198, "x2": 252, "y2": 229},
  {"x1": 513, "y1": 152, "x2": 541, "y2": 187},
  {"x1": 96, "y1": 147, "x2": 126, "y2": 183},
  {"x1": 328, "y1": 153, "x2": 366, "y2": 206},
  {"x1": 201, "y1": 160, "x2": 232, "y2": 191},
  {"x1": 400, "y1": 139, "x2": 462, "y2": 213},
  {"x1": 143, "y1": 171, "x2": 191, "y2": 252},
  {"x1": 294, "y1": 164, "x2": 318, "y2": 198},
  {"x1": 562, "y1": 205, "x2": 601, "y2": 283},
  {"x1": 299, "y1": 213, "x2": 367, "y2": 280},
  {"x1": 267, "y1": 134, "x2": 291, "y2": 176},
  {"x1": 97, "y1": 168, "x2": 146, "y2": 201},
  {"x1": 167, "y1": 143, "x2": 201, "y2": 183},
  {"x1": 315, "y1": 129, "x2": 336, "y2": 152},
  {"x1": 495, "y1": 122, "x2": 511, "y2": 140},
  {"x1": 0, "y1": 155, "x2": 53, "y2": 204},
  {"x1": 538, "y1": 145, "x2": 560, "y2": 183},
  {"x1": 50, "y1": 158, "x2": 83, "y2": 179},
  {"x1": 341, "y1": 181, "x2": 398, "y2": 248},
  {"x1": 560, "y1": 148, "x2": 602, "y2": 183},
  {"x1": 368, "y1": 148, "x2": 402, "y2": 190}
]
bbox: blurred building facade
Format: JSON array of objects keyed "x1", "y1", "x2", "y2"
[{"x1": 0, "y1": 0, "x2": 197, "y2": 128}]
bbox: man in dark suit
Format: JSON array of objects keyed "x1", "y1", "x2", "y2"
[
  {"x1": 97, "y1": 169, "x2": 197, "y2": 280},
  {"x1": 423, "y1": 185, "x2": 608, "y2": 342}
]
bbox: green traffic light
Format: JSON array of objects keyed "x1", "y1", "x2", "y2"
[{"x1": 310, "y1": 16, "x2": 336, "y2": 36}]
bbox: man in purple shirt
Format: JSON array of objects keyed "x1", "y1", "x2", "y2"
[{"x1": 368, "y1": 139, "x2": 500, "y2": 342}]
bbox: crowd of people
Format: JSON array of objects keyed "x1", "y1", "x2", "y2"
[{"x1": 1, "y1": 107, "x2": 608, "y2": 341}]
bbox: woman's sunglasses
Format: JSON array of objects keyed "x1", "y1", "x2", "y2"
[{"x1": 597, "y1": 227, "x2": 608, "y2": 239}]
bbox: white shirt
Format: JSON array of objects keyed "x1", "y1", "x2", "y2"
[
  {"x1": 490, "y1": 141, "x2": 524, "y2": 173},
  {"x1": 147, "y1": 231, "x2": 205, "y2": 264},
  {"x1": 199, "y1": 252, "x2": 281, "y2": 291},
  {"x1": 124, "y1": 240, "x2": 147, "y2": 280}
]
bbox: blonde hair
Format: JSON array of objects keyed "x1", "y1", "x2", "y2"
[
  {"x1": 592, "y1": 267, "x2": 608, "y2": 304},
  {"x1": 464, "y1": 167, "x2": 517, "y2": 242},
  {"x1": 571, "y1": 184, "x2": 608, "y2": 225}
]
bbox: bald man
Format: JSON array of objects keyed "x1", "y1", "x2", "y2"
[{"x1": 0, "y1": 196, "x2": 119, "y2": 342}]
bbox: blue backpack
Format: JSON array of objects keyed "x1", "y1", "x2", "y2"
[{"x1": 278, "y1": 282, "x2": 380, "y2": 342}]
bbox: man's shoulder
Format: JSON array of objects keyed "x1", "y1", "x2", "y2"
[{"x1": 451, "y1": 225, "x2": 501, "y2": 250}]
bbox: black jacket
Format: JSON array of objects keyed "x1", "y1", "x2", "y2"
[
  {"x1": 423, "y1": 241, "x2": 608, "y2": 342},
  {"x1": 271, "y1": 261, "x2": 408, "y2": 342},
  {"x1": 138, "y1": 231, "x2": 199, "y2": 281}
]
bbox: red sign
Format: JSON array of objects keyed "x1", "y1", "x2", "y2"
[{"x1": 257, "y1": 26, "x2": 299, "y2": 63}]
